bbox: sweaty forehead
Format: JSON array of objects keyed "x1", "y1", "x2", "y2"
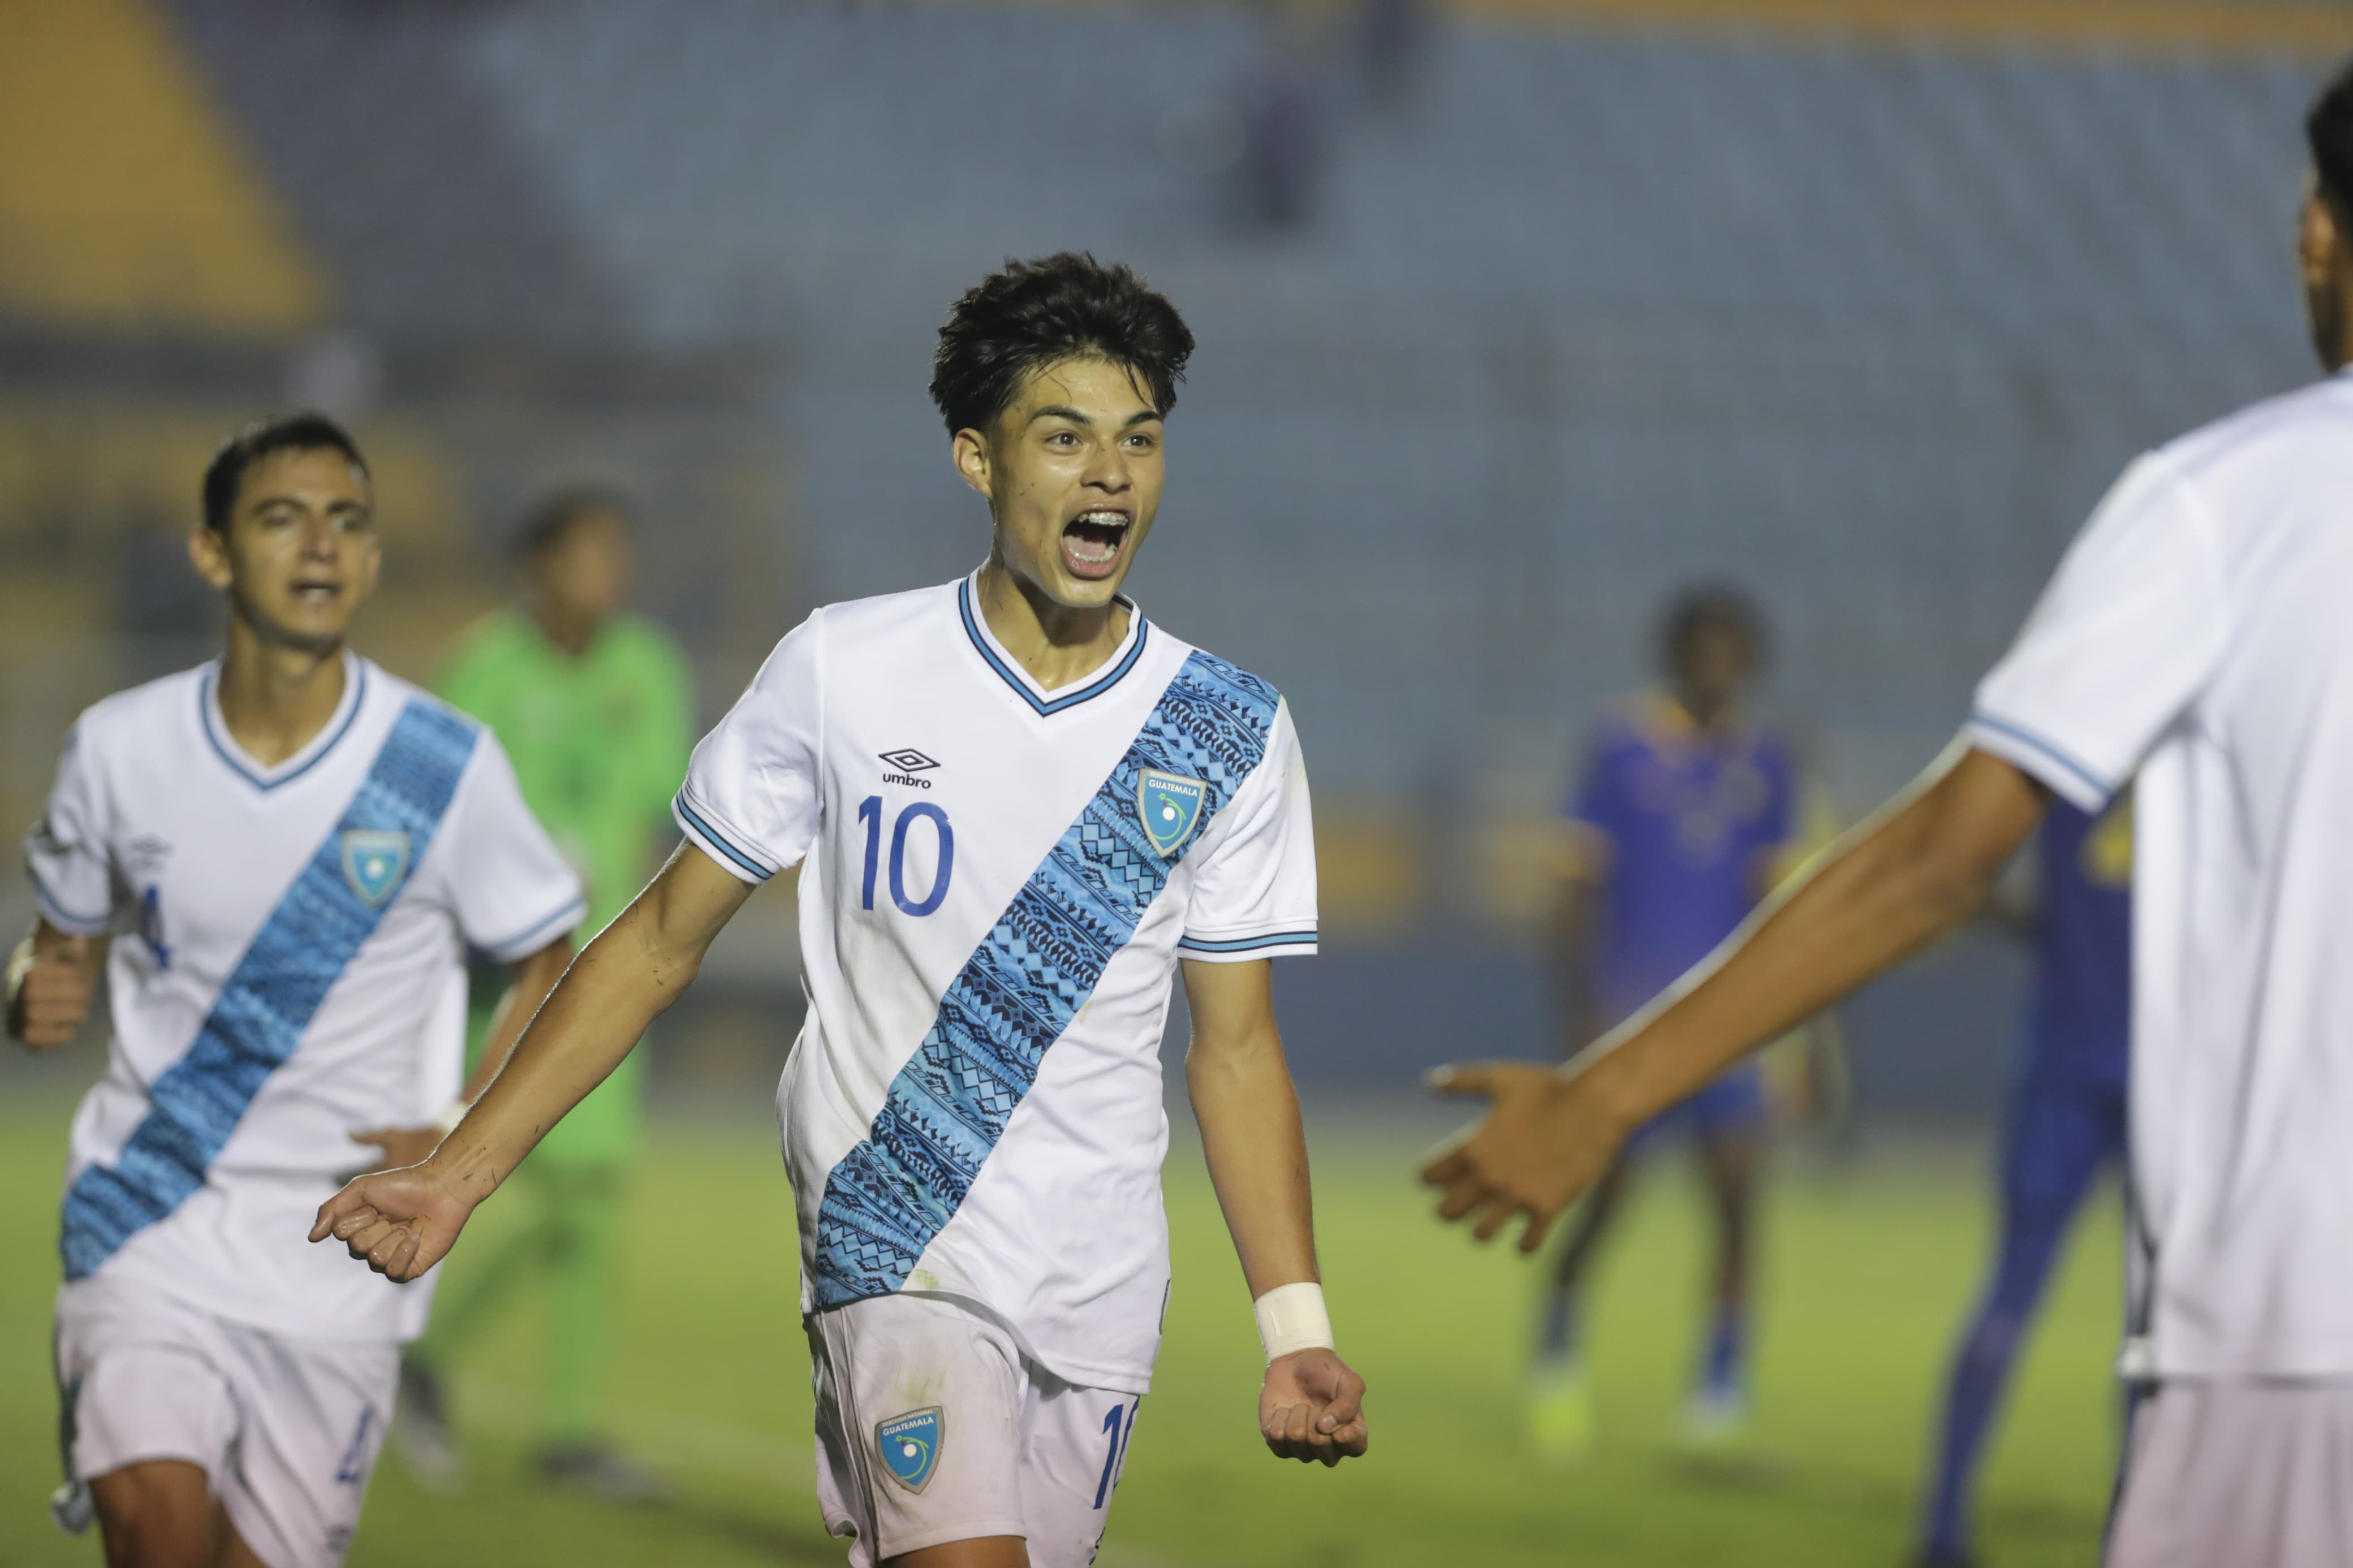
[
  {"x1": 1010, "y1": 356, "x2": 1159, "y2": 422},
  {"x1": 241, "y1": 448, "x2": 371, "y2": 507}
]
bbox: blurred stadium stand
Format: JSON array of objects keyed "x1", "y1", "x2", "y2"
[{"x1": 2, "y1": 0, "x2": 2341, "y2": 1111}]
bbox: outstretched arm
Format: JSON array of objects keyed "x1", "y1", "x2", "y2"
[
  {"x1": 1183, "y1": 957, "x2": 1369, "y2": 1467},
  {"x1": 312, "y1": 844, "x2": 753, "y2": 1279},
  {"x1": 1422, "y1": 744, "x2": 2048, "y2": 1251}
]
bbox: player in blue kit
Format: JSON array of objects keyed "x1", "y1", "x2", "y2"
[
  {"x1": 316, "y1": 253, "x2": 1369, "y2": 1568},
  {"x1": 1528, "y1": 588, "x2": 1798, "y2": 1456},
  {"x1": 1917, "y1": 798, "x2": 2131, "y2": 1568}
]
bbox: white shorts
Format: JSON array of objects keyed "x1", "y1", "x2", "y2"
[
  {"x1": 2108, "y1": 1377, "x2": 2353, "y2": 1568},
  {"x1": 53, "y1": 1276, "x2": 399, "y2": 1568},
  {"x1": 808, "y1": 1293, "x2": 1145, "y2": 1567}
]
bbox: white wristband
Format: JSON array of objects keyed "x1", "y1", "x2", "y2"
[
  {"x1": 1252, "y1": 1282, "x2": 1335, "y2": 1364},
  {"x1": 434, "y1": 1100, "x2": 469, "y2": 1138}
]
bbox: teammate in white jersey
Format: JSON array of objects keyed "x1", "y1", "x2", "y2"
[
  {"x1": 8, "y1": 414, "x2": 582, "y2": 1568},
  {"x1": 1424, "y1": 61, "x2": 2353, "y2": 1568},
  {"x1": 317, "y1": 254, "x2": 1371, "y2": 1566}
]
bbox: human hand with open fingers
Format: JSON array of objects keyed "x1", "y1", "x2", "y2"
[
  {"x1": 8, "y1": 935, "x2": 93, "y2": 1050},
  {"x1": 347, "y1": 1126, "x2": 443, "y2": 1176},
  {"x1": 309, "y1": 1162, "x2": 477, "y2": 1284},
  {"x1": 1420, "y1": 1060, "x2": 1635, "y2": 1254},
  {"x1": 1259, "y1": 1347, "x2": 1369, "y2": 1466}
]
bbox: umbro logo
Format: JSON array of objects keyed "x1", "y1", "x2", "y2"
[{"x1": 880, "y1": 748, "x2": 940, "y2": 790}]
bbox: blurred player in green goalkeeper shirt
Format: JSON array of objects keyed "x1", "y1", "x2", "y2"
[{"x1": 395, "y1": 489, "x2": 694, "y2": 1498}]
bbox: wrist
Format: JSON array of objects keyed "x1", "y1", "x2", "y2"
[
  {"x1": 1564, "y1": 1046, "x2": 1648, "y2": 1137},
  {"x1": 1253, "y1": 1281, "x2": 1335, "y2": 1364}
]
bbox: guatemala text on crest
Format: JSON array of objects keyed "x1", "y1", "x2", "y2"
[
  {"x1": 877, "y1": 1407, "x2": 943, "y2": 1493},
  {"x1": 1137, "y1": 770, "x2": 1206, "y2": 857}
]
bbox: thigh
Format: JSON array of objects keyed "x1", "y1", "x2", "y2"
[
  {"x1": 57, "y1": 1286, "x2": 240, "y2": 1491},
  {"x1": 810, "y1": 1294, "x2": 1028, "y2": 1567},
  {"x1": 1018, "y1": 1375, "x2": 1143, "y2": 1568},
  {"x1": 1999, "y1": 1066, "x2": 2111, "y2": 1217},
  {"x1": 209, "y1": 1325, "x2": 398, "y2": 1568}
]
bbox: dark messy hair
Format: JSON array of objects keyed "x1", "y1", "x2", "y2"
[
  {"x1": 2311, "y1": 57, "x2": 2353, "y2": 222},
  {"x1": 1659, "y1": 583, "x2": 1768, "y2": 670},
  {"x1": 201, "y1": 413, "x2": 368, "y2": 532},
  {"x1": 512, "y1": 485, "x2": 632, "y2": 561},
  {"x1": 929, "y1": 252, "x2": 1195, "y2": 436}
]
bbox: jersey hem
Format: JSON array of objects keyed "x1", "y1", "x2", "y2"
[
  {"x1": 32, "y1": 874, "x2": 113, "y2": 936},
  {"x1": 478, "y1": 894, "x2": 587, "y2": 961},
  {"x1": 1964, "y1": 711, "x2": 2113, "y2": 813},
  {"x1": 673, "y1": 791, "x2": 778, "y2": 882}
]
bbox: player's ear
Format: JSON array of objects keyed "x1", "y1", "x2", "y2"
[
  {"x1": 187, "y1": 525, "x2": 234, "y2": 593},
  {"x1": 951, "y1": 426, "x2": 994, "y2": 500}
]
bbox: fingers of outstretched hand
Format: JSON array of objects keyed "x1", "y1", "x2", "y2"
[
  {"x1": 1432, "y1": 1174, "x2": 1492, "y2": 1222},
  {"x1": 1424, "y1": 1062, "x2": 1495, "y2": 1099}
]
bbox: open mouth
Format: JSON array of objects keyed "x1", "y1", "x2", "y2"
[
  {"x1": 1060, "y1": 509, "x2": 1132, "y2": 580},
  {"x1": 290, "y1": 580, "x2": 344, "y2": 606}
]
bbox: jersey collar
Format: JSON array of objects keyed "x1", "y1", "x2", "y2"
[
  {"x1": 956, "y1": 573, "x2": 1149, "y2": 716},
  {"x1": 199, "y1": 651, "x2": 369, "y2": 791}
]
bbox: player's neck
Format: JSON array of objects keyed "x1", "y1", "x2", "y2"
[
  {"x1": 531, "y1": 598, "x2": 604, "y2": 660},
  {"x1": 975, "y1": 559, "x2": 1132, "y2": 692},
  {"x1": 217, "y1": 621, "x2": 350, "y2": 767}
]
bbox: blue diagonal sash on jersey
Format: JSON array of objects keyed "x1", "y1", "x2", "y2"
[
  {"x1": 811, "y1": 650, "x2": 1281, "y2": 1308},
  {"x1": 59, "y1": 701, "x2": 479, "y2": 1281}
]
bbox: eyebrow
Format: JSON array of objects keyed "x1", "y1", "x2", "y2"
[
  {"x1": 248, "y1": 494, "x2": 372, "y2": 513},
  {"x1": 1026, "y1": 405, "x2": 1162, "y2": 430}
]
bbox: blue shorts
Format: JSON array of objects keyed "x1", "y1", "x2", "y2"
[{"x1": 1628, "y1": 1062, "x2": 1768, "y2": 1150}]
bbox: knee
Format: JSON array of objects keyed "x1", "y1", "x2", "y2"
[{"x1": 91, "y1": 1465, "x2": 214, "y2": 1568}]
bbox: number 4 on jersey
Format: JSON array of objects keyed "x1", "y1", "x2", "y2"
[{"x1": 858, "y1": 797, "x2": 954, "y2": 916}]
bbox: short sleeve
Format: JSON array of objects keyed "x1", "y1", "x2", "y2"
[
  {"x1": 24, "y1": 717, "x2": 116, "y2": 936},
  {"x1": 1178, "y1": 698, "x2": 1318, "y2": 962},
  {"x1": 430, "y1": 729, "x2": 587, "y2": 961},
  {"x1": 673, "y1": 610, "x2": 824, "y2": 884},
  {"x1": 1969, "y1": 452, "x2": 2230, "y2": 811}
]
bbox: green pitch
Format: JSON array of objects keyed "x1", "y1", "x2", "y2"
[{"x1": 0, "y1": 1096, "x2": 2119, "y2": 1566}]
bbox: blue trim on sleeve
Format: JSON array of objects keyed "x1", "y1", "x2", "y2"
[
  {"x1": 480, "y1": 895, "x2": 587, "y2": 958},
  {"x1": 199, "y1": 662, "x2": 371, "y2": 792},
  {"x1": 958, "y1": 578, "x2": 1150, "y2": 716},
  {"x1": 675, "y1": 796, "x2": 774, "y2": 881},
  {"x1": 1968, "y1": 711, "x2": 2114, "y2": 804},
  {"x1": 1177, "y1": 930, "x2": 1319, "y2": 954},
  {"x1": 31, "y1": 871, "x2": 112, "y2": 934}
]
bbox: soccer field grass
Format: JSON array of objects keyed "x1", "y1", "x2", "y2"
[{"x1": 0, "y1": 1096, "x2": 2120, "y2": 1567}]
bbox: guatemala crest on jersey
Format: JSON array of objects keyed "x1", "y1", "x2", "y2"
[
  {"x1": 340, "y1": 830, "x2": 410, "y2": 908},
  {"x1": 1137, "y1": 770, "x2": 1206, "y2": 857},
  {"x1": 877, "y1": 1407, "x2": 942, "y2": 1493}
]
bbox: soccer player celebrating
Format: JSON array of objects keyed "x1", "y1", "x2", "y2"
[
  {"x1": 1919, "y1": 798, "x2": 2130, "y2": 1568},
  {"x1": 316, "y1": 253, "x2": 1371, "y2": 1567},
  {"x1": 1529, "y1": 587, "x2": 1798, "y2": 1457},
  {"x1": 398, "y1": 489, "x2": 695, "y2": 1496},
  {"x1": 1425, "y1": 61, "x2": 2353, "y2": 1567},
  {"x1": 9, "y1": 414, "x2": 582, "y2": 1568}
]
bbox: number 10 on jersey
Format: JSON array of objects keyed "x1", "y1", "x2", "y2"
[{"x1": 858, "y1": 797, "x2": 954, "y2": 916}]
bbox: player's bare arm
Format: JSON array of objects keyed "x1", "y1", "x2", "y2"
[
  {"x1": 1182, "y1": 957, "x2": 1369, "y2": 1467},
  {"x1": 346, "y1": 934, "x2": 575, "y2": 1173},
  {"x1": 1423, "y1": 745, "x2": 2047, "y2": 1251},
  {"x1": 313, "y1": 844, "x2": 751, "y2": 1278},
  {"x1": 6, "y1": 919, "x2": 105, "y2": 1051}
]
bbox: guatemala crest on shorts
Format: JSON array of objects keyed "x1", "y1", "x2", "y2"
[
  {"x1": 1137, "y1": 770, "x2": 1206, "y2": 858},
  {"x1": 340, "y1": 830, "x2": 410, "y2": 909},
  {"x1": 877, "y1": 1407, "x2": 942, "y2": 1494}
]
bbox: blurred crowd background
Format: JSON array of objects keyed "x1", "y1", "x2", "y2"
[{"x1": 8, "y1": 0, "x2": 2335, "y2": 1120}]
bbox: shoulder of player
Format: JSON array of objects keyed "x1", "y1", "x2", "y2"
[
  {"x1": 1147, "y1": 625, "x2": 1286, "y2": 716},
  {"x1": 436, "y1": 607, "x2": 536, "y2": 673},
  {"x1": 2153, "y1": 375, "x2": 2353, "y2": 500},
  {"x1": 64, "y1": 663, "x2": 213, "y2": 762},
  {"x1": 357, "y1": 661, "x2": 498, "y2": 761}
]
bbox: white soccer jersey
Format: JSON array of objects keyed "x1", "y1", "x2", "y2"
[
  {"x1": 26, "y1": 654, "x2": 584, "y2": 1343},
  {"x1": 1970, "y1": 368, "x2": 2353, "y2": 1378},
  {"x1": 675, "y1": 573, "x2": 1317, "y2": 1391}
]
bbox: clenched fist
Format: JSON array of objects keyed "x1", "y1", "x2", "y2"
[{"x1": 7, "y1": 936, "x2": 93, "y2": 1050}]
